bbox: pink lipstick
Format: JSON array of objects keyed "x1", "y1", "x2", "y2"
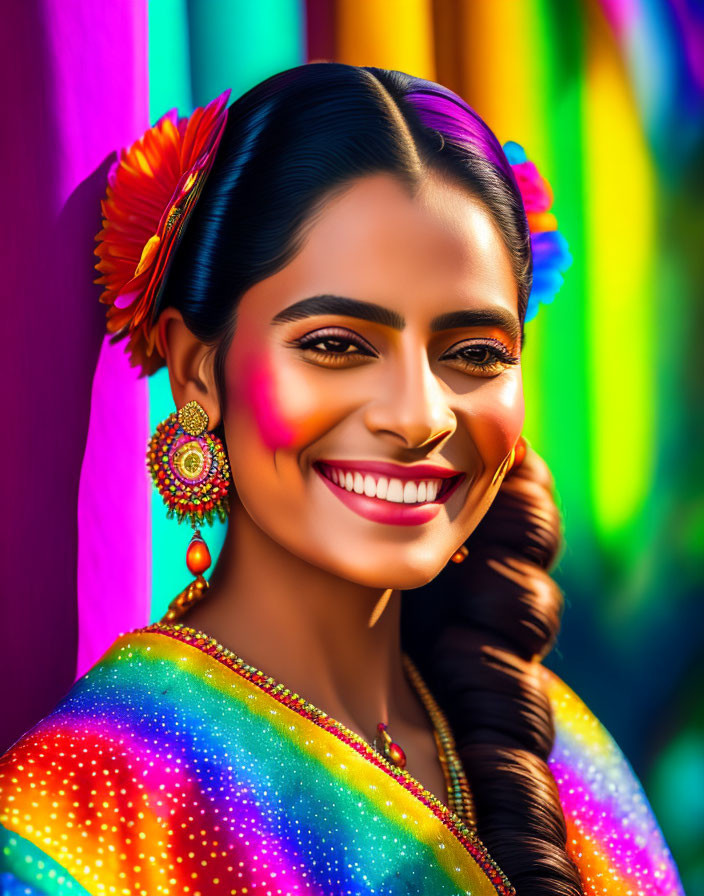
[{"x1": 313, "y1": 460, "x2": 465, "y2": 526}]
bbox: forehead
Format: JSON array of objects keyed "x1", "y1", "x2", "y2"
[{"x1": 240, "y1": 171, "x2": 519, "y2": 324}]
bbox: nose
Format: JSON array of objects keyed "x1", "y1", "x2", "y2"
[{"x1": 363, "y1": 343, "x2": 457, "y2": 451}]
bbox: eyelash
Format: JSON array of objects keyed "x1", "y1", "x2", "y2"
[
  {"x1": 440, "y1": 338, "x2": 520, "y2": 373},
  {"x1": 291, "y1": 328, "x2": 377, "y2": 367},
  {"x1": 290, "y1": 327, "x2": 519, "y2": 374}
]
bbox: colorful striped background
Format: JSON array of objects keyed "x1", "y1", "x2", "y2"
[{"x1": 2, "y1": 1, "x2": 701, "y2": 892}]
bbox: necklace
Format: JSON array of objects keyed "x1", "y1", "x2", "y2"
[
  {"x1": 388, "y1": 653, "x2": 477, "y2": 830},
  {"x1": 160, "y1": 597, "x2": 476, "y2": 828},
  {"x1": 138, "y1": 622, "x2": 519, "y2": 894}
]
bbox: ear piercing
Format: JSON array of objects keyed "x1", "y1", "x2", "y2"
[{"x1": 450, "y1": 545, "x2": 469, "y2": 564}]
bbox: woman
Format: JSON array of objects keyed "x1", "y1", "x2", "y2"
[{"x1": 0, "y1": 63, "x2": 684, "y2": 896}]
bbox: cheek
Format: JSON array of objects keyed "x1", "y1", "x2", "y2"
[
  {"x1": 462, "y1": 373, "x2": 525, "y2": 462},
  {"x1": 237, "y1": 357, "x2": 296, "y2": 451},
  {"x1": 230, "y1": 352, "x2": 357, "y2": 456}
]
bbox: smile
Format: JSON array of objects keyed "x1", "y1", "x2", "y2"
[{"x1": 313, "y1": 460, "x2": 466, "y2": 526}]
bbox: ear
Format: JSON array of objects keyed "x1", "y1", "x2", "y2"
[{"x1": 155, "y1": 307, "x2": 221, "y2": 429}]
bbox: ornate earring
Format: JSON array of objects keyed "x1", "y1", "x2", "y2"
[{"x1": 146, "y1": 399, "x2": 231, "y2": 621}]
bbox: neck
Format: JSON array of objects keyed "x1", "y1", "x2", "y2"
[{"x1": 178, "y1": 503, "x2": 424, "y2": 744}]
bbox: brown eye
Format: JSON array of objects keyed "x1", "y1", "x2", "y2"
[
  {"x1": 289, "y1": 326, "x2": 379, "y2": 367},
  {"x1": 307, "y1": 336, "x2": 362, "y2": 354},
  {"x1": 439, "y1": 339, "x2": 519, "y2": 376},
  {"x1": 458, "y1": 346, "x2": 494, "y2": 365}
]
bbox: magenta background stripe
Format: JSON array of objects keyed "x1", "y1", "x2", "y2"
[
  {"x1": 76, "y1": 337, "x2": 152, "y2": 677},
  {"x1": 0, "y1": 0, "x2": 153, "y2": 753},
  {"x1": 74, "y1": 2, "x2": 152, "y2": 678}
]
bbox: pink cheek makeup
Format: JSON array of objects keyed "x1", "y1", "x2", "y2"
[
  {"x1": 313, "y1": 461, "x2": 466, "y2": 527},
  {"x1": 239, "y1": 358, "x2": 297, "y2": 452}
]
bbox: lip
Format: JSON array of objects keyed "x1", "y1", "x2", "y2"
[{"x1": 313, "y1": 460, "x2": 466, "y2": 527}]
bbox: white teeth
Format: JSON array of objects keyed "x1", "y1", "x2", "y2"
[
  {"x1": 325, "y1": 466, "x2": 448, "y2": 504},
  {"x1": 376, "y1": 476, "x2": 389, "y2": 500},
  {"x1": 403, "y1": 481, "x2": 418, "y2": 503},
  {"x1": 386, "y1": 478, "x2": 404, "y2": 503}
]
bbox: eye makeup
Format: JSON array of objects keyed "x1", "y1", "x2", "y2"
[
  {"x1": 438, "y1": 337, "x2": 519, "y2": 375},
  {"x1": 286, "y1": 326, "x2": 519, "y2": 376},
  {"x1": 293, "y1": 326, "x2": 379, "y2": 358},
  {"x1": 269, "y1": 294, "x2": 521, "y2": 347}
]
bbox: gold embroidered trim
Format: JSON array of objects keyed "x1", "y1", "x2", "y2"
[{"x1": 135, "y1": 622, "x2": 516, "y2": 896}]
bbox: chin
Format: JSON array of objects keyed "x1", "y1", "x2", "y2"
[{"x1": 319, "y1": 544, "x2": 449, "y2": 592}]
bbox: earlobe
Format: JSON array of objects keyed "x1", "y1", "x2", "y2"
[{"x1": 156, "y1": 307, "x2": 222, "y2": 429}]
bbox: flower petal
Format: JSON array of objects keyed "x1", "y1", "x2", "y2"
[
  {"x1": 504, "y1": 140, "x2": 573, "y2": 319},
  {"x1": 94, "y1": 91, "x2": 231, "y2": 374}
]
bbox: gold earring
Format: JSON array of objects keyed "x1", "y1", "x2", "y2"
[
  {"x1": 505, "y1": 435, "x2": 528, "y2": 477},
  {"x1": 450, "y1": 544, "x2": 469, "y2": 564},
  {"x1": 146, "y1": 399, "x2": 231, "y2": 621}
]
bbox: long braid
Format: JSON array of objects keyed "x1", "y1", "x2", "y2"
[{"x1": 401, "y1": 444, "x2": 585, "y2": 895}]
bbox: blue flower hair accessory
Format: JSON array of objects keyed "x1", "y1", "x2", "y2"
[{"x1": 503, "y1": 141, "x2": 573, "y2": 322}]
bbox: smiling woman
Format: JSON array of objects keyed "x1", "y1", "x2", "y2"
[{"x1": 0, "y1": 62, "x2": 684, "y2": 896}]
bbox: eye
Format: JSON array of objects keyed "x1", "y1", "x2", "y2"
[
  {"x1": 288, "y1": 327, "x2": 378, "y2": 367},
  {"x1": 439, "y1": 338, "x2": 520, "y2": 376}
]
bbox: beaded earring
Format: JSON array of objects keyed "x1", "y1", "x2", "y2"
[{"x1": 146, "y1": 399, "x2": 231, "y2": 621}]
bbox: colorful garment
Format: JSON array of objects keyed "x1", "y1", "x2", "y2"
[
  {"x1": 539, "y1": 666, "x2": 685, "y2": 896},
  {"x1": 0, "y1": 624, "x2": 684, "y2": 895}
]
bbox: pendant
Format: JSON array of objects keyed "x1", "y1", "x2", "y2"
[{"x1": 373, "y1": 721, "x2": 407, "y2": 769}]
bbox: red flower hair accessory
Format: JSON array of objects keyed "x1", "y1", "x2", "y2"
[{"x1": 94, "y1": 89, "x2": 231, "y2": 375}]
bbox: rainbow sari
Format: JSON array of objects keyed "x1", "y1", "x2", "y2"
[{"x1": 0, "y1": 624, "x2": 685, "y2": 895}]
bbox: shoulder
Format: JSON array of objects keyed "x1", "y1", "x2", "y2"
[
  {"x1": 538, "y1": 664, "x2": 686, "y2": 896},
  {"x1": 0, "y1": 629, "x2": 182, "y2": 892},
  {"x1": 0, "y1": 627, "x2": 194, "y2": 792}
]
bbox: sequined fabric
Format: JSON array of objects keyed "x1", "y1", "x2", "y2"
[
  {"x1": 0, "y1": 626, "x2": 685, "y2": 895},
  {"x1": 0, "y1": 627, "x2": 511, "y2": 895},
  {"x1": 540, "y1": 665, "x2": 685, "y2": 896}
]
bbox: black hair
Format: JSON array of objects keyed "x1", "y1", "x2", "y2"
[{"x1": 158, "y1": 61, "x2": 583, "y2": 896}]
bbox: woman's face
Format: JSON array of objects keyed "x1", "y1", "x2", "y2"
[{"x1": 222, "y1": 172, "x2": 524, "y2": 589}]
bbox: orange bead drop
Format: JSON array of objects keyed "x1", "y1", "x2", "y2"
[{"x1": 186, "y1": 533, "x2": 211, "y2": 576}]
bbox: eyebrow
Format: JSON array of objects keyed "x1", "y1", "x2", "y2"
[
  {"x1": 270, "y1": 294, "x2": 521, "y2": 342},
  {"x1": 271, "y1": 295, "x2": 404, "y2": 330}
]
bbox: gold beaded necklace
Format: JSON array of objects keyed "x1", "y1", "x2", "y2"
[
  {"x1": 160, "y1": 591, "x2": 476, "y2": 828},
  {"x1": 372, "y1": 653, "x2": 477, "y2": 830}
]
